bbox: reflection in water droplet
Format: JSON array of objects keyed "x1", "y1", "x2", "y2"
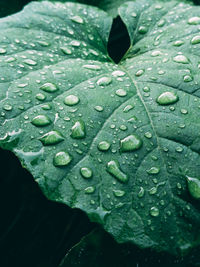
[
  {"x1": 40, "y1": 130, "x2": 64, "y2": 145},
  {"x1": 53, "y1": 151, "x2": 72, "y2": 167},
  {"x1": 106, "y1": 160, "x2": 128, "y2": 183},
  {"x1": 186, "y1": 176, "x2": 200, "y2": 199},
  {"x1": 97, "y1": 77, "x2": 112, "y2": 86},
  {"x1": 71, "y1": 120, "x2": 86, "y2": 139},
  {"x1": 64, "y1": 95, "x2": 79, "y2": 106},
  {"x1": 31, "y1": 115, "x2": 51, "y2": 127},
  {"x1": 80, "y1": 167, "x2": 93, "y2": 178},
  {"x1": 120, "y1": 135, "x2": 142, "y2": 152},
  {"x1": 98, "y1": 141, "x2": 110, "y2": 151},
  {"x1": 40, "y1": 83, "x2": 58, "y2": 93},
  {"x1": 150, "y1": 207, "x2": 159, "y2": 217},
  {"x1": 157, "y1": 92, "x2": 178, "y2": 105}
]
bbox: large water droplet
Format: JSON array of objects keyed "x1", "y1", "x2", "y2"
[
  {"x1": 3, "y1": 104, "x2": 13, "y2": 111},
  {"x1": 138, "y1": 26, "x2": 148, "y2": 34},
  {"x1": 106, "y1": 160, "x2": 128, "y2": 183},
  {"x1": 120, "y1": 135, "x2": 142, "y2": 152},
  {"x1": 36, "y1": 93, "x2": 46, "y2": 101},
  {"x1": 186, "y1": 176, "x2": 200, "y2": 200},
  {"x1": 64, "y1": 95, "x2": 79, "y2": 106},
  {"x1": 84, "y1": 186, "x2": 95, "y2": 194},
  {"x1": 191, "y1": 35, "x2": 200, "y2": 44},
  {"x1": 97, "y1": 77, "x2": 112, "y2": 86},
  {"x1": 98, "y1": 141, "x2": 110, "y2": 151},
  {"x1": 0, "y1": 48, "x2": 6, "y2": 54},
  {"x1": 115, "y1": 89, "x2": 127, "y2": 97},
  {"x1": 71, "y1": 120, "x2": 86, "y2": 139},
  {"x1": 157, "y1": 92, "x2": 178, "y2": 105},
  {"x1": 40, "y1": 83, "x2": 58, "y2": 93},
  {"x1": 150, "y1": 207, "x2": 159, "y2": 217},
  {"x1": 53, "y1": 151, "x2": 72, "y2": 167},
  {"x1": 80, "y1": 167, "x2": 93, "y2": 178},
  {"x1": 31, "y1": 115, "x2": 51, "y2": 127},
  {"x1": 40, "y1": 130, "x2": 64, "y2": 145},
  {"x1": 188, "y1": 17, "x2": 200, "y2": 25},
  {"x1": 173, "y1": 55, "x2": 189, "y2": 64}
]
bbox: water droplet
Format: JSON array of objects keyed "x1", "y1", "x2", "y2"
[
  {"x1": 188, "y1": 17, "x2": 200, "y2": 25},
  {"x1": 3, "y1": 104, "x2": 12, "y2": 111},
  {"x1": 173, "y1": 40, "x2": 184, "y2": 47},
  {"x1": 184, "y1": 75, "x2": 193, "y2": 82},
  {"x1": 138, "y1": 187, "x2": 145, "y2": 198},
  {"x1": 173, "y1": 55, "x2": 189, "y2": 64},
  {"x1": 40, "y1": 130, "x2": 64, "y2": 145},
  {"x1": 53, "y1": 151, "x2": 72, "y2": 167},
  {"x1": 80, "y1": 167, "x2": 93, "y2": 179},
  {"x1": 120, "y1": 135, "x2": 142, "y2": 152},
  {"x1": 191, "y1": 35, "x2": 200, "y2": 44},
  {"x1": 106, "y1": 160, "x2": 128, "y2": 183},
  {"x1": 71, "y1": 40, "x2": 81, "y2": 47},
  {"x1": 144, "y1": 132, "x2": 152, "y2": 139},
  {"x1": 36, "y1": 93, "x2": 46, "y2": 101},
  {"x1": 151, "y1": 50, "x2": 162, "y2": 57},
  {"x1": 97, "y1": 77, "x2": 112, "y2": 86},
  {"x1": 115, "y1": 89, "x2": 127, "y2": 97},
  {"x1": 181, "y1": 109, "x2": 188, "y2": 114},
  {"x1": 83, "y1": 64, "x2": 101, "y2": 70},
  {"x1": 135, "y1": 69, "x2": 144, "y2": 76},
  {"x1": 40, "y1": 83, "x2": 58, "y2": 93},
  {"x1": 131, "y1": 12, "x2": 137, "y2": 17},
  {"x1": 23, "y1": 59, "x2": 37, "y2": 66},
  {"x1": 60, "y1": 47, "x2": 72, "y2": 55},
  {"x1": 0, "y1": 48, "x2": 6, "y2": 54},
  {"x1": 37, "y1": 41, "x2": 50, "y2": 47},
  {"x1": 42, "y1": 104, "x2": 52, "y2": 110},
  {"x1": 31, "y1": 115, "x2": 51, "y2": 127},
  {"x1": 71, "y1": 15, "x2": 84, "y2": 24},
  {"x1": 119, "y1": 125, "x2": 127, "y2": 131},
  {"x1": 98, "y1": 141, "x2": 110, "y2": 151},
  {"x1": 157, "y1": 92, "x2": 179, "y2": 105},
  {"x1": 84, "y1": 186, "x2": 95, "y2": 194},
  {"x1": 176, "y1": 146, "x2": 183, "y2": 153},
  {"x1": 112, "y1": 70, "x2": 126, "y2": 77},
  {"x1": 138, "y1": 26, "x2": 148, "y2": 34},
  {"x1": 157, "y1": 19, "x2": 165, "y2": 27},
  {"x1": 64, "y1": 95, "x2": 79, "y2": 106},
  {"x1": 94, "y1": 105, "x2": 104, "y2": 112},
  {"x1": 71, "y1": 120, "x2": 86, "y2": 139},
  {"x1": 149, "y1": 187, "x2": 157, "y2": 195},
  {"x1": 113, "y1": 189, "x2": 125, "y2": 197},
  {"x1": 186, "y1": 176, "x2": 200, "y2": 199},
  {"x1": 146, "y1": 167, "x2": 160, "y2": 174},
  {"x1": 150, "y1": 207, "x2": 159, "y2": 217}
]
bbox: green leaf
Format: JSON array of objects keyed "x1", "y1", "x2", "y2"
[{"x1": 0, "y1": 0, "x2": 200, "y2": 255}]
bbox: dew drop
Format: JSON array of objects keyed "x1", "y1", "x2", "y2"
[
  {"x1": 71, "y1": 40, "x2": 81, "y2": 47},
  {"x1": 173, "y1": 55, "x2": 189, "y2": 64},
  {"x1": 115, "y1": 89, "x2": 127, "y2": 97},
  {"x1": 144, "y1": 132, "x2": 152, "y2": 139},
  {"x1": 71, "y1": 15, "x2": 84, "y2": 24},
  {"x1": 106, "y1": 160, "x2": 128, "y2": 183},
  {"x1": 173, "y1": 40, "x2": 184, "y2": 47},
  {"x1": 135, "y1": 69, "x2": 144, "y2": 76},
  {"x1": 85, "y1": 186, "x2": 95, "y2": 194},
  {"x1": 150, "y1": 207, "x2": 159, "y2": 217},
  {"x1": 191, "y1": 35, "x2": 200, "y2": 44},
  {"x1": 181, "y1": 109, "x2": 188, "y2": 114},
  {"x1": 0, "y1": 48, "x2": 6, "y2": 54},
  {"x1": 113, "y1": 189, "x2": 125, "y2": 197},
  {"x1": 146, "y1": 167, "x2": 160, "y2": 174},
  {"x1": 80, "y1": 167, "x2": 93, "y2": 179},
  {"x1": 186, "y1": 176, "x2": 200, "y2": 199},
  {"x1": 98, "y1": 141, "x2": 110, "y2": 151},
  {"x1": 3, "y1": 104, "x2": 12, "y2": 111},
  {"x1": 53, "y1": 151, "x2": 72, "y2": 167},
  {"x1": 97, "y1": 77, "x2": 112, "y2": 86},
  {"x1": 138, "y1": 187, "x2": 145, "y2": 198},
  {"x1": 123, "y1": 104, "x2": 134, "y2": 113},
  {"x1": 64, "y1": 95, "x2": 79, "y2": 106},
  {"x1": 112, "y1": 70, "x2": 126, "y2": 77},
  {"x1": 188, "y1": 17, "x2": 200, "y2": 25},
  {"x1": 157, "y1": 92, "x2": 178, "y2": 105},
  {"x1": 40, "y1": 83, "x2": 58, "y2": 93},
  {"x1": 83, "y1": 64, "x2": 101, "y2": 70},
  {"x1": 31, "y1": 115, "x2": 51, "y2": 127},
  {"x1": 36, "y1": 93, "x2": 46, "y2": 101},
  {"x1": 120, "y1": 135, "x2": 142, "y2": 152},
  {"x1": 40, "y1": 130, "x2": 64, "y2": 145},
  {"x1": 94, "y1": 105, "x2": 104, "y2": 112},
  {"x1": 71, "y1": 120, "x2": 86, "y2": 139},
  {"x1": 23, "y1": 59, "x2": 37, "y2": 66},
  {"x1": 149, "y1": 187, "x2": 157, "y2": 195},
  {"x1": 138, "y1": 26, "x2": 148, "y2": 34},
  {"x1": 183, "y1": 75, "x2": 193, "y2": 82},
  {"x1": 60, "y1": 47, "x2": 72, "y2": 55}
]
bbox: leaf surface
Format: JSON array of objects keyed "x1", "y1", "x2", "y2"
[{"x1": 0, "y1": 0, "x2": 200, "y2": 255}]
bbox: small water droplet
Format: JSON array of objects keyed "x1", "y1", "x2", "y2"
[
  {"x1": 180, "y1": 109, "x2": 188, "y2": 114},
  {"x1": 191, "y1": 35, "x2": 200, "y2": 44},
  {"x1": 53, "y1": 151, "x2": 72, "y2": 167},
  {"x1": 40, "y1": 83, "x2": 58, "y2": 93},
  {"x1": 80, "y1": 167, "x2": 93, "y2": 178},
  {"x1": 147, "y1": 167, "x2": 160, "y2": 174},
  {"x1": 123, "y1": 104, "x2": 134, "y2": 113},
  {"x1": 71, "y1": 15, "x2": 84, "y2": 24},
  {"x1": 173, "y1": 55, "x2": 189, "y2": 64},
  {"x1": 186, "y1": 176, "x2": 200, "y2": 199},
  {"x1": 149, "y1": 187, "x2": 157, "y2": 195},
  {"x1": 135, "y1": 69, "x2": 144, "y2": 76},
  {"x1": 173, "y1": 40, "x2": 184, "y2": 47},
  {"x1": 84, "y1": 186, "x2": 95, "y2": 194},
  {"x1": 60, "y1": 47, "x2": 72, "y2": 55},
  {"x1": 31, "y1": 115, "x2": 51, "y2": 127},
  {"x1": 150, "y1": 207, "x2": 159, "y2": 217},
  {"x1": 40, "y1": 130, "x2": 64, "y2": 145},
  {"x1": 83, "y1": 64, "x2": 101, "y2": 70},
  {"x1": 176, "y1": 146, "x2": 183, "y2": 153},
  {"x1": 64, "y1": 95, "x2": 79, "y2": 106},
  {"x1": 188, "y1": 17, "x2": 200, "y2": 25},
  {"x1": 0, "y1": 48, "x2": 6, "y2": 54},
  {"x1": 112, "y1": 70, "x2": 126, "y2": 77},
  {"x1": 157, "y1": 92, "x2": 179, "y2": 105},
  {"x1": 36, "y1": 93, "x2": 46, "y2": 101},
  {"x1": 183, "y1": 75, "x2": 193, "y2": 82},
  {"x1": 71, "y1": 120, "x2": 86, "y2": 139},
  {"x1": 71, "y1": 40, "x2": 81, "y2": 47},
  {"x1": 138, "y1": 26, "x2": 148, "y2": 34},
  {"x1": 113, "y1": 189, "x2": 125, "y2": 197},
  {"x1": 3, "y1": 104, "x2": 12, "y2": 111},
  {"x1": 120, "y1": 135, "x2": 142, "y2": 152},
  {"x1": 97, "y1": 77, "x2": 112, "y2": 86},
  {"x1": 115, "y1": 89, "x2": 127, "y2": 97},
  {"x1": 107, "y1": 160, "x2": 128, "y2": 183},
  {"x1": 138, "y1": 187, "x2": 145, "y2": 198},
  {"x1": 98, "y1": 141, "x2": 110, "y2": 151},
  {"x1": 94, "y1": 105, "x2": 104, "y2": 112},
  {"x1": 144, "y1": 132, "x2": 152, "y2": 139},
  {"x1": 23, "y1": 59, "x2": 37, "y2": 66},
  {"x1": 42, "y1": 104, "x2": 52, "y2": 110},
  {"x1": 119, "y1": 125, "x2": 127, "y2": 131}
]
